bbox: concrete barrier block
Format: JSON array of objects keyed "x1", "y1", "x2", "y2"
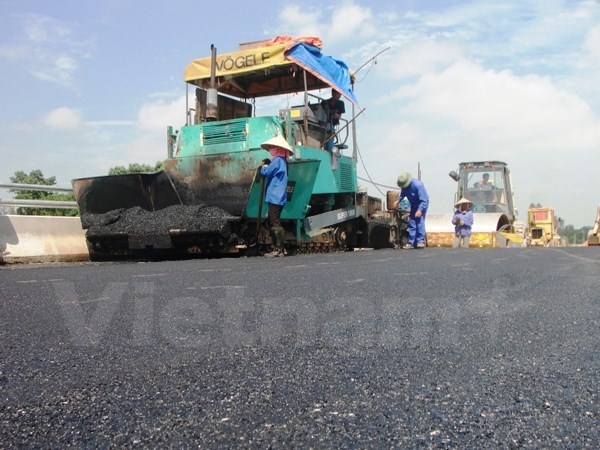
[{"x1": 0, "y1": 215, "x2": 89, "y2": 264}]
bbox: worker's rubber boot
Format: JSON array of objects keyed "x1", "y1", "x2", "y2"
[{"x1": 264, "y1": 227, "x2": 285, "y2": 257}]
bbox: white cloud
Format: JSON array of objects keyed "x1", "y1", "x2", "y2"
[
  {"x1": 329, "y1": 3, "x2": 375, "y2": 42},
  {"x1": 380, "y1": 40, "x2": 463, "y2": 80},
  {"x1": 277, "y1": 2, "x2": 376, "y2": 47},
  {"x1": 23, "y1": 15, "x2": 71, "y2": 44},
  {"x1": 278, "y1": 5, "x2": 322, "y2": 39},
  {"x1": 14, "y1": 14, "x2": 93, "y2": 88},
  {"x1": 31, "y1": 54, "x2": 78, "y2": 84},
  {"x1": 120, "y1": 134, "x2": 167, "y2": 169},
  {"x1": 0, "y1": 44, "x2": 28, "y2": 61},
  {"x1": 136, "y1": 95, "x2": 187, "y2": 132},
  {"x1": 389, "y1": 59, "x2": 600, "y2": 156},
  {"x1": 96, "y1": 94, "x2": 191, "y2": 167},
  {"x1": 583, "y1": 23, "x2": 600, "y2": 60},
  {"x1": 8, "y1": 122, "x2": 36, "y2": 133},
  {"x1": 41, "y1": 107, "x2": 82, "y2": 130}
]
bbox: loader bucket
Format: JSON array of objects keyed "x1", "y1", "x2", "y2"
[
  {"x1": 426, "y1": 212, "x2": 511, "y2": 248},
  {"x1": 72, "y1": 171, "x2": 182, "y2": 221}
]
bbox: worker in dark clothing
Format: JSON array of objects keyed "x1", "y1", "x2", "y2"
[{"x1": 320, "y1": 89, "x2": 345, "y2": 152}]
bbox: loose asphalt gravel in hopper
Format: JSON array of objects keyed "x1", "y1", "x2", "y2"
[{"x1": 83, "y1": 205, "x2": 240, "y2": 238}]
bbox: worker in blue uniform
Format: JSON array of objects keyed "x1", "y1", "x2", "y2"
[
  {"x1": 393, "y1": 172, "x2": 429, "y2": 249},
  {"x1": 260, "y1": 135, "x2": 294, "y2": 257}
]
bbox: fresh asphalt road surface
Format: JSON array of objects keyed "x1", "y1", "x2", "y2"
[{"x1": 1, "y1": 247, "x2": 598, "y2": 448}]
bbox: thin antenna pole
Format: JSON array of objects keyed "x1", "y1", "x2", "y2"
[{"x1": 353, "y1": 47, "x2": 391, "y2": 77}]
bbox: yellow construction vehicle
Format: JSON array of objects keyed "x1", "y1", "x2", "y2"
[
  {"x1": 587, "y1": 205, "x2": 600, "y2": 246},
  {"x1": 427, "y1": 161, "x2": 523, "y2": 248},
  {"x1": 526, "y1": 207, "x2": 564, "y2": 247}
]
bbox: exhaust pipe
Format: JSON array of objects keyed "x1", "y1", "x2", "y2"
[{"x1": 206, "y1": 44, "x2": 218, "y2": 121}]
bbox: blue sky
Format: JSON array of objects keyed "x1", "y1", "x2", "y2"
[{"x1": 1, "y1": 0, "x2": 599, "y2": 228}]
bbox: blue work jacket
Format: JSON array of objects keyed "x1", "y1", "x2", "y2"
[
  {"x1": 260, "y1": 156, "x2": 288, "y2": 206},
  {"x1": 399, "y1": 179, "x2": 429, "y2": 215},
  {"x1": 452, "y1": 209, "x2": 474, "y2": 236}
]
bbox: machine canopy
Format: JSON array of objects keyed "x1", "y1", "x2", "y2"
[{"x1": 184, "y1": 41, "x2": 358, "y2": 105}]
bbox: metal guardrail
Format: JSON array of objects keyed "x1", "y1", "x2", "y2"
[
  {"x1": 0, "y1": 183, "x2": 73, "y2": 192},
  {"x1": 0, "y1": 183, "x2": 78, "y2": 210}
]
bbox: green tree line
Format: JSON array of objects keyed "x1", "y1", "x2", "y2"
[
  {"x1": 8, "y1": 170, "x2": 78, "y2": 217},
  {"x1": 5, "y1": 162, "x2": 163, "y2": 217}
]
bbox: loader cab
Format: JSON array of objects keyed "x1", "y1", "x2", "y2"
[
  {"x1": 455, "y1": 161, "x2": 516, "y2": 220},
  {"x1": 466, "y1": 171, "x2": 505, "y2": 206}
]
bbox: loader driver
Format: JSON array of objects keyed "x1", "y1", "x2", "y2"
[
  {"x1": 473, "y1": 172, "x2": 496, "y2": 203},
  {"x1": 260, "y1": 135, "x2": 294, "y2": 257},
  {"x1": 474, "y1": 173, "x2": 493, "y2": 189},
  {"x1": 320, "y1": 89, "x2": 345, "y2": 153}
]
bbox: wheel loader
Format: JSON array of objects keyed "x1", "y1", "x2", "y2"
[
  {"x1": 426, "y1": 161, "x2": 523, "y2": 248},
  {"x1": 71, "y1": 38, "x2": 399, "y2": 260},
  {"x1": 525, "y1": 206, "x2": 564, "y2": 247}
]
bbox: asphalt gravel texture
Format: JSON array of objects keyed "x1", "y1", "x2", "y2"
[
  {"x1": 0, "y1": 247, "x2": 598, "y2": 448},
  {"x1": 82, "y1": 204, "x2": 240, "y2": 250},
  {"x1": 83, "y1": 204, "x2": 238, "y2": 236}
]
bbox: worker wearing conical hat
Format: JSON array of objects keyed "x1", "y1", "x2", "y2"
[
  {"x1": 452, "y1": 197, "x2": 474, "y2": 248},
  {"x1": 260, "y1": 135, "x2": 294, "y2": 257}
]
